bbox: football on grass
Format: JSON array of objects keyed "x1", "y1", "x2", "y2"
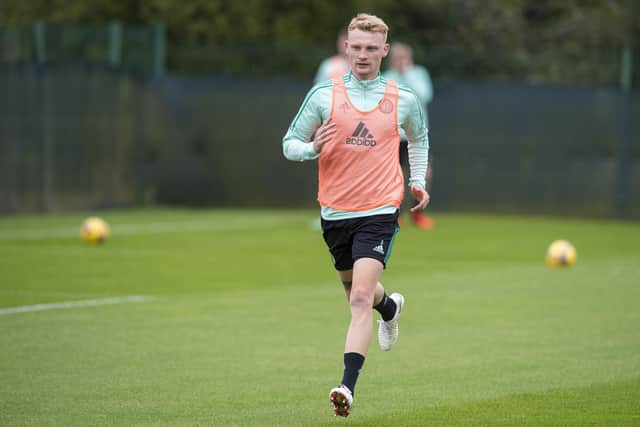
[
  {"x1": 80, "y1": 217, "x2": 110, "y2": 244},
  {"x1": 546, "y1": 240, "x2": 577, "y2": 267}
]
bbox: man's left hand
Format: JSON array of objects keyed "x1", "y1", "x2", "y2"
[{"x1": 410, "y1": 185, "x2": 430, "y2": 212}]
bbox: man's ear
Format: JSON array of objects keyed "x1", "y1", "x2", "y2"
[{"x1": 382, "y1": 43, "x2": 390, "y2": 57}]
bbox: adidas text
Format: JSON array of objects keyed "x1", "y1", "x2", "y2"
[{"x1": 346, "y1": 136, "x2": 377, "y2": 146}]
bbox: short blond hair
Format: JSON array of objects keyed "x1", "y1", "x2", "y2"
[{"x1": 348, "y1": 13, "x2": 389, "y2": 40}]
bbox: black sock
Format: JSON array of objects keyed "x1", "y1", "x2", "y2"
[
  {"x1": 341, "y1": 352, "x2": 365, "y2": 396},
  {"x1": 374, "y1": 293, "x2": 397, "y2": 321}
]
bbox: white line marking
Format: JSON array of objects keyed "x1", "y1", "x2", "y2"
[
  {"x1": 0, "y1": 295, "x2": 153, "y2": 316},
  {"x1": 0, "y1": 218, "x2": 289, "y2": 241}
]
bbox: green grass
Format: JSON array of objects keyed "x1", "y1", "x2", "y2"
[{"x1": 0, "y1": 208, "x2": 639, "y2": 426}]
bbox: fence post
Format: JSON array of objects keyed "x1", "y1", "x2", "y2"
[
  {"x1": 152, "y1": 23, "x2": 166, "y2": 79},
  {"x1": 109, "y1": 21, "x2": 123, "y2": 68},
  {"x1": 33, "y1": 21, "x2": 46, "y2": 65},
  {"x1": 615, "y1": 3, "x2": 635, "y2": 219},
  {"x1": 33, "y1": 21, "x2": 56, "y2": 211},
  {"x1": 104, "y1": 21, "x2": 123, "y2": 207}
]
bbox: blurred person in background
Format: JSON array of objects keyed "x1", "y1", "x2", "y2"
[
  {"x1": 314, "y1": 29, "x2": 350, "y2": 84},
  {"x1": 384, "y1": 42, "x2": 434, "y2": 229},
  {"x1": 283, "y1": 13, "x2": 429, "y2": 418}
]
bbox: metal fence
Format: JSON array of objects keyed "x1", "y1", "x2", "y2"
[
  {"x1": 429, "y1": 80, "x2": 639, "y2": 218},
  {"x1": 0, "y1": 22, "x2": 165, "y2": 78},
  {"x1": 1, "y1": 20, "x2": 635, "y2": 86},
  {"x1": 1, "y1": 65, "x2": 637, "y2": 218},
  {"x1": 0, "y1": 65, "x2": 158, "y2": 212}
]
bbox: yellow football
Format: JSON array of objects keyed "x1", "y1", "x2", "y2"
[
  {"x1": 546, "y1": 240, "x2": 577, "y2": 267},
  {"x1": 80, "y1": 217, "x2": 110, "y2": 244}
]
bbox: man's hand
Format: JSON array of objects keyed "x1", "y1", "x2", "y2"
[
  {"x1": 313, "y1": 118, "x2": 336, "y2": 154},
  {"x1": 410, "y1": 185, "x2": 430, "y2": 212}
]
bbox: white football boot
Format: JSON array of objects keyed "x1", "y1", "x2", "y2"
[
  {"x1": 329, "y1": 385, "x2": 353, "y2": 417},
  {"x1": 377, "y1": 292, "x2": 405, "y2": 351}
]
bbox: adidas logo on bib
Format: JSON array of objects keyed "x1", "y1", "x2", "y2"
[{"x1": 346, "y1": 121, "x2": 377, "y2": 147}]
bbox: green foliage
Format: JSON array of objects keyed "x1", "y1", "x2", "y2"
[{"x1": 1, "y1": 0, "x2": 638, "y2": 84}]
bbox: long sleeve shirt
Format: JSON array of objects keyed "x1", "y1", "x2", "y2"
[{"x1": 283, "y1": 72, "x2": 429, "y2": 220}]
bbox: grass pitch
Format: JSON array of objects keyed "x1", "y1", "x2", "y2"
[{"x1": 0, "y1": 209, "x2": 639, "y2": 426}]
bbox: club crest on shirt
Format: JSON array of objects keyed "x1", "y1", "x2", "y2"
[
  {"x1": 379, "y1": 98, "x2": 394, "y2": 114},
  {"x1": 339, "y1": 102, "x2": 350, "y2": 112}
]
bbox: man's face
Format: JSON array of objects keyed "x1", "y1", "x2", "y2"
[
  {"x1": 337, "y1": 34, "x2": 348, "y2": 56},
  {"x1": 345, "y1": 29, "x2": 389, "y2": 81},
  {"x1": 390, "y1": 50, "x2": 412, "y2": 72}
]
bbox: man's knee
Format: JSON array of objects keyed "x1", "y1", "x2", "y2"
[{"x1": 349, "y1": 287, "x2": 373, "y2": 310}]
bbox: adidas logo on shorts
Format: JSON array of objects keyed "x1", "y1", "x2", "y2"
[{"x1": 372, "y1": 240, "x2": 385, "y2": 255}]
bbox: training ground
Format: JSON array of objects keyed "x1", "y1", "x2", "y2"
[{"x1": 1, "y1": 209, "x2": 638, "y2": 426}]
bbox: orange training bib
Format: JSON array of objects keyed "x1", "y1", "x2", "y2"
[{"x1": 318, "y1": 79, "x2": 403, "y2": 211}]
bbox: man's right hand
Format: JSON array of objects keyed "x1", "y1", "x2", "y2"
[{"x1": 313, "y1": 118, "x2": 336, "y2": 154}]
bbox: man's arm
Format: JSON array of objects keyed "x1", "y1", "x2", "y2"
[
  {"x1": 282, "y1": 83, "x2": 332, "y2": 162},
  {"x1": 401, "y1": 89, "x2": 430, "y2": 210},
  {"x1": 402, "y1": 91, "x2": 429, "y2": 188}
]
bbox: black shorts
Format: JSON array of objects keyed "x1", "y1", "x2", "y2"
[{"x1": 321, "y1": 211, "x2": 400, "y2": 271}]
